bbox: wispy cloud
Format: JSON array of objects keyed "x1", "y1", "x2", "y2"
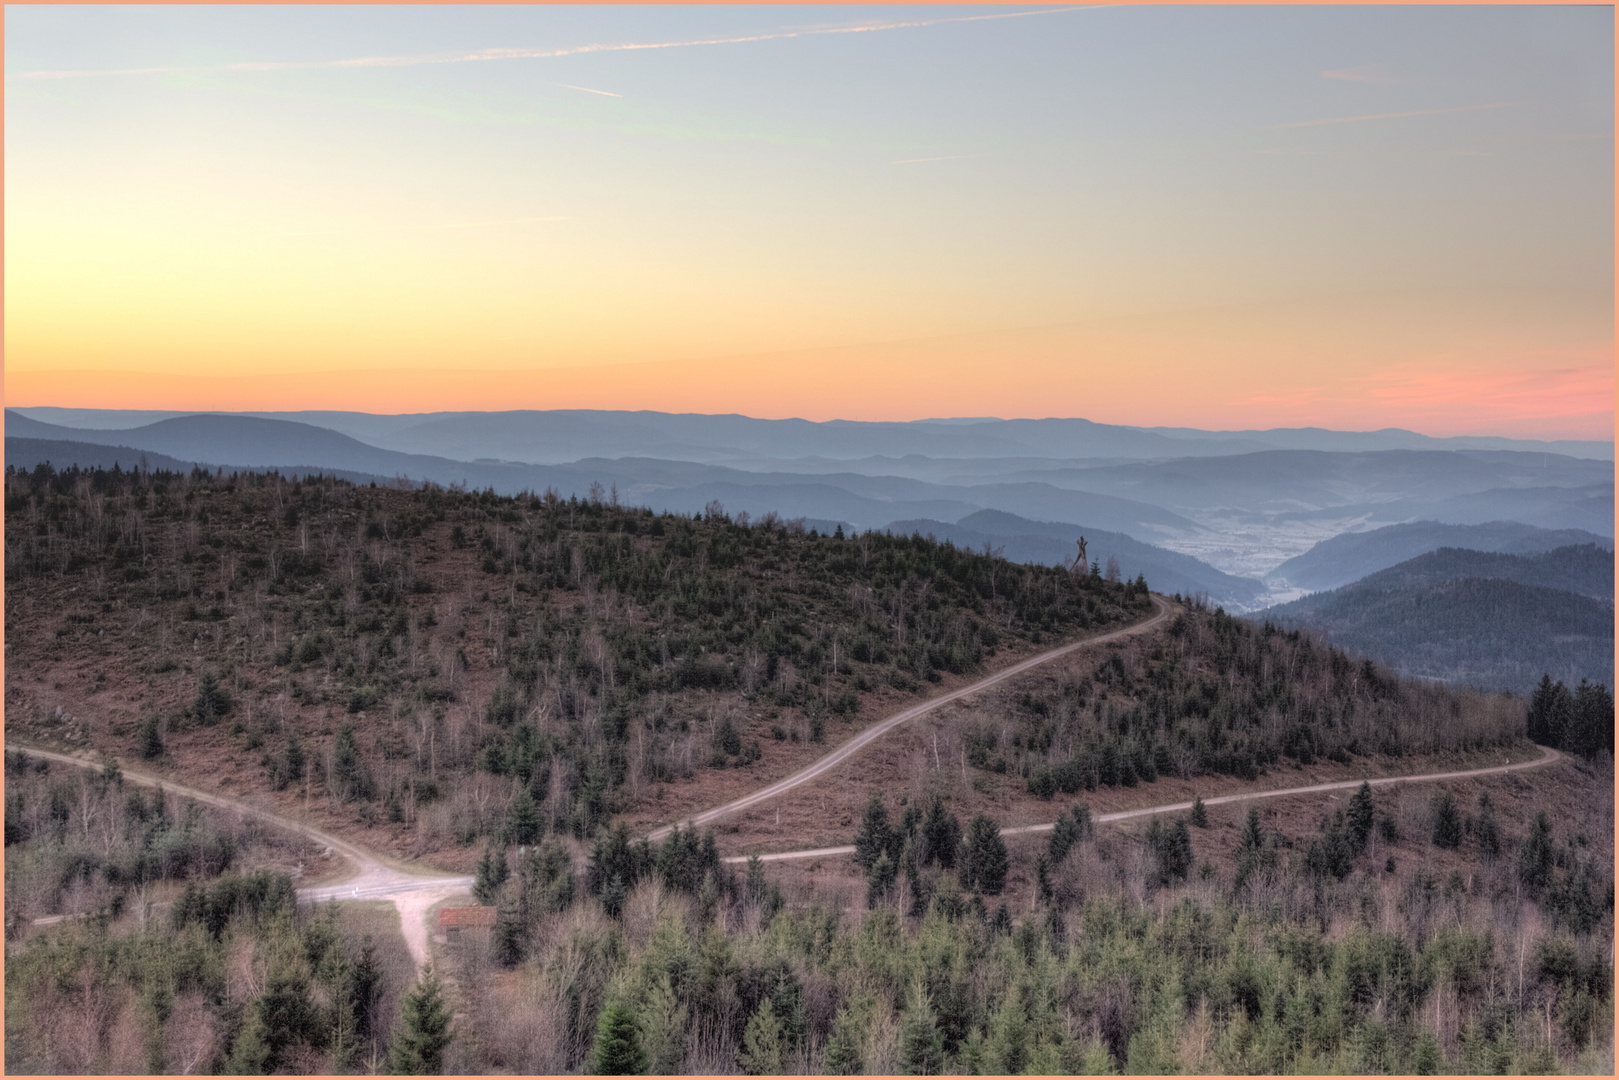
[
  {"x1": 555, "y1": 83, "x2": 622, "y2": 99},
  {"x1": 12, "y1": 7, "x2": 1111, "y2": 81},
  {"x1": 1320, "y1": 64, "x2": 1400, "y2": 84},
  {"x1": 1273, "y1": 102, "x2": 1516, "y2": 129}
]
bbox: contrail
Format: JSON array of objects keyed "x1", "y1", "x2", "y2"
[
  {"x1": 14, "y1": 7, "x2": 1113, "y2": 81},
  {"x1": 556, "y1": 83, "x2": 622, "y2": 98},
  {"x1": 1272, "y1": 101, "x2": 1516, "y2": 129}
]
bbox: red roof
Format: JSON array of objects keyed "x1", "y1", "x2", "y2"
[{"x1": 438, "y1": 905, "x2": 496, "y2": 928}]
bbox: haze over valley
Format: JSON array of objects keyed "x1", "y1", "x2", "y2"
[{"x1": 9, "y1": 406, "x2": 1613, "y2": 607}]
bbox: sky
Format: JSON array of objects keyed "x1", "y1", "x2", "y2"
[{"x1": 5, "y1": 5, "x2": 1613, "y2": 438}]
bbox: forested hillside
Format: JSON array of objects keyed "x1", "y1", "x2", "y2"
[
  {"x1": 1268, "y1": 521, "x2": 1613, "y2": 592},
  {"x1": 1349, "y1": 544, "x2": 1612, "y2": 599},
  {"x1": 6, "y1": 464, "x2": 1611, "y2": 1077},
  {"x1": 3, "y1": 463, "x2": 1145, "y2": 860},
  {"x1": 1256, "y1": 548, "x2": 1614, "y2": 694}
]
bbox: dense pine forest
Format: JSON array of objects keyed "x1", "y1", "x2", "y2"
[
  {"x1": 4, "y1": 464, "x2": 1612, "y2": 1075},
  {"x1": 1257, "y1": 545, "x2": 1615, "y2": 694}
]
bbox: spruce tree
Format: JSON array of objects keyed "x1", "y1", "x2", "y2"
[
  {"x1": 473, "y1": 842, "x2": 508, "y2": 904},
  {"x1": 960, "y1": 814, "x2": 1008, "y2": 895},
  {"x1": 387, "y1": 964, "x2": 453, "y2": 1074},
  {"x1": 350, "y1": 935, "x2": 384, "y2": 1045},
  {"x1": 591, "y1": 999, "x2": 647, "y2": 1075},
  {"x1": 333, "y1": 723, "x2": 366, "y2": 802},
  {"x1": 1475, "y1": 794, "x2": 1500, "y2": 862},
  {"x1": 1346, "y1": 781, "x2": 1375, "y2": 852},
  {"x1": 853, "y1": 795, "x2": 892, "y2": 870},
  {"x1": 898, "y1": 981, "x2": 944, "y2": 1075},
  {"x1": 506, "y1": 786, "x2": 542, "y2": 846},
  {"x1": 738, "y1": 999, "x2": 786, "y2": 1075},
  {"x1": 866, "y1": 852, "x2": 896, "y2": 908},
  {"x1": 919, "y1": 796, "x2": 961, "y2": 869},
  {"x1": 138, "y1": 716, "x2": 164, "y2": 760},
  {"x1": 493, "y1": 898, "x2": 525, "y2": 968},
  {"x1": 1190, "y1": 795, "x2": 1208, "y2": 828},
  {"x1": 1567, "y1": 680, "x2": 1612, "y2": 760},
  {"x1": 823, "y1": 1006, "x2": 864, "y2": 1075},
  {"x1": 222, "y1": 1007, "x2": 272, "y2": 1075},
  {"x1": 1518, "y1": 812, "x2": 1554, "y2": 897},
  {"x1": 1430, "y1": 791, "x2": 1462, "y2": 850}
]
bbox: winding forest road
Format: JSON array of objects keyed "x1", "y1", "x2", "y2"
[
  {"x1": 717, "y1": 743, "x2": 1563, "y2": 864},
  {"x1": 648, "y1": 594, "x2": 1175, "y2": 841},
  {"x1": 11, "y1": 595, "x2": 1563, "y2": 964}
]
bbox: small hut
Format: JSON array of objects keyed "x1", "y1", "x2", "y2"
[{"x1": 438, "y1": 905, "x2": 496, "y2": 940}]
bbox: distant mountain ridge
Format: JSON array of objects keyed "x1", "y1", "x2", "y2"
[
  {"x1": 12, "y1": 407, "x2": 1612, "y2": 462},
  {"x1": 7, "y1": 409, "x2": 1612, "y2": 580},
  {"x1": 878, "y1": 510, "x2": 1266, "y2": 609},
  {"x1": 1270, "y1": 520, "x2": 1615, "y2": 592}
]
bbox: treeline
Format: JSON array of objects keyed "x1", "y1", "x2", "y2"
[
  {"x1": 4, "y1": 463, "x2": 1145, "y2": 848},
  {"x1": 1526, "y1": 675, "x2": 1615, "y2": 758}
]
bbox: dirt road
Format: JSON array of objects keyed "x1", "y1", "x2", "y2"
[
  {"x1": 9, "y1": 744, "x2": 471, "y2": 967},
  {"x1": 648, "y1": 594, "x2": 1174, "y2": 841},
  {"x1": 12, "y1": 594, "x2": 1561, "y2": 965},
  {"x1": 721, "y1": 743, "x2": 1563, "y2": 864}
]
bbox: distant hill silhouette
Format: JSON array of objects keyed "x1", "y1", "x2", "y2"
[{"x1": 1269, "y1": 520, "x2": 1614, "y2": 591}]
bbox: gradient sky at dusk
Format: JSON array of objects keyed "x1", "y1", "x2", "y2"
[{"x1": 5, "y1": 5, "x2": 1613, "y2": 438}]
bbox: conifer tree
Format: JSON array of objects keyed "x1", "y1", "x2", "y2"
[
  {"x1": 1346, "y1": 781, "x2": 1375, "y2": 851},
  {"x1": 1475, "y1": 794, "x2": 1500, "y2": 862},
  {"x1": 387, "y1": 964, "x2": 453, "y2": 1074},
  {"x1": 739, "y1": 999, "x2": 786, "y2": 1075},
  {"x1": 505, "y1": 786, "x2": 542, "y2": 846},
  {"x1": 1518, "y1": 812, "x2": 1554, "y2": 897},
  {"x1": 1190, "y1": 795, "x2": 1208, "y2": 828},
  {"x1": 898, "y1": 980, "x2": 943, "y2": 1075},
  {"x1": 138, "y1": 716, "x2": 165, "y2": 760},
  {"x1": 1430, "y1": 791, "x2": 1462, "y2": 850},
  {"x1": 591, "y1": 999, "x2": 646, "y2": 1075},
  {"x1": 350, "y1": 935, "x2": 384, "y2": 1047},
  {"x1": 960, "y1": 814, "x2": 1008, "y2": 895},
  {"x1": 493, "y1": 898, "x2": 524, "y2": 968},
  {"x1": 223, "y1": 1008, "x2": 272, "y2": 1075},
  {"x1": 919, "y1": 796, "x2": 961, "y2": 869},
  {"x1": 332, "y1": 722, "x2": 368, "y2": 802},
  {"x1": 853, "y1": 795, "x2": 892, "y2": 871},
  {"x1": 823, "y1": 1006, "x2": 864, "y2": 1075},
  {"x1": 473, "y1": 842, "x2": 508, "y2": 904}
]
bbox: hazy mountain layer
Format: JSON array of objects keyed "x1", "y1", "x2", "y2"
[
  {"x1": 7, "y1": 409, "x2": 1611, "y2": 580},
  {"x1": 881, "y1": 510, "x2": 1266, "y2": 609},
  {"x1": 1271, "y1": 521, "x2": 1616, "y2": 592},
  {"x1": 12, "y1": 407, "x2": 1611, "y2": 462}
]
